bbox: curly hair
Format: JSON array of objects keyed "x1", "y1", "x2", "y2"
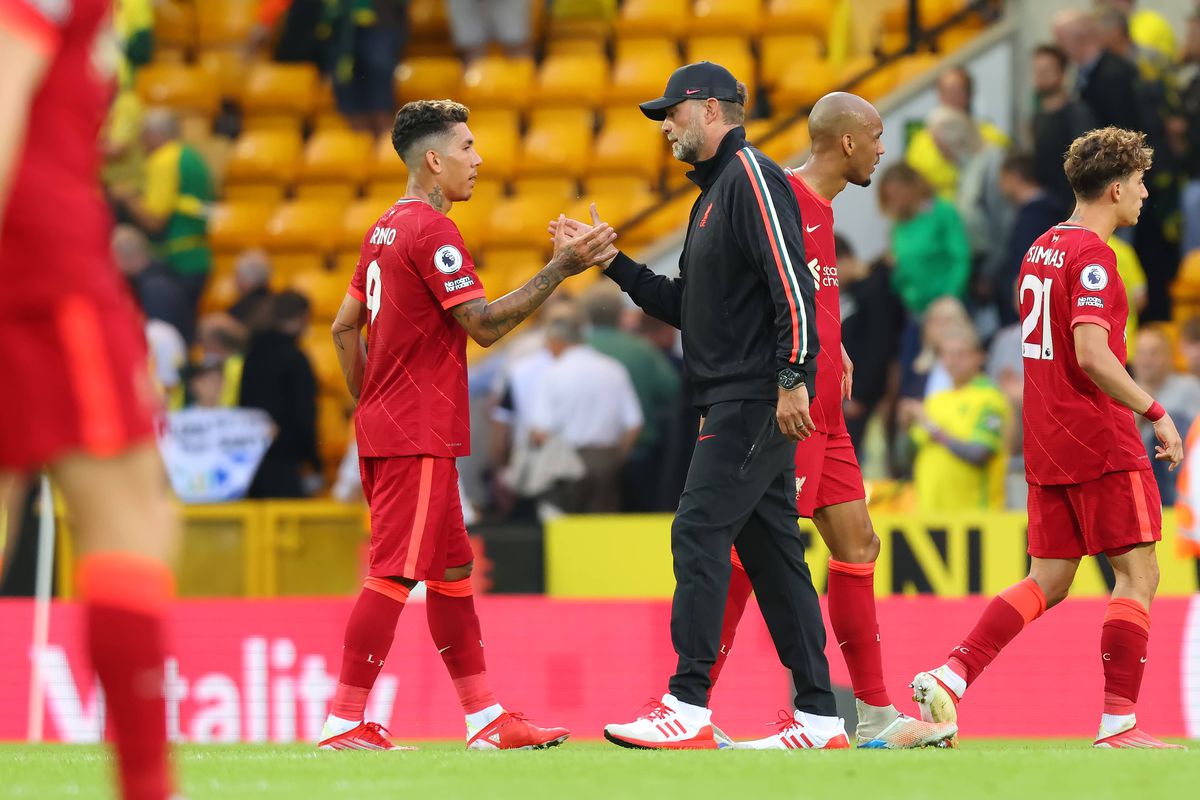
[
  {"x1": 391, "y1": 99, "x2": 470, "y2": 166},
  {"x1": 1063, "y1": 126, "x2": 1153, "y2": 201}
]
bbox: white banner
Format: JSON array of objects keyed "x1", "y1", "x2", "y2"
[{"x1": 159, "y1": 408, "x2": 275, "y2": 503}]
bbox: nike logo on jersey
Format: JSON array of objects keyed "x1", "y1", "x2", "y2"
[{"x1": 805, "y1": 224, "x2": 821, "y2": 233}]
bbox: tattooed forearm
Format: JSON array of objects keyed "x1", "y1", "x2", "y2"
[
  {"x1": 451, "y1": 263, "x2": 565, "y2": 346},
  {"x1": 331, "y1": 322, "x2": 355, "y2": 351}
]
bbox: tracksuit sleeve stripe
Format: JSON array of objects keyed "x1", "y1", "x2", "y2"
[{"x1": 735, "y1": 149, "x2": 803, "y2": 363}]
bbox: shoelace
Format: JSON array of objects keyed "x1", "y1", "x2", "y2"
[
  {"x1": 360, "y1": 721, "x2": 392, "y2": 743},
  {"x1": 769, "y1": 709, "x2": 802, "y2": 733},
  {"x1": 638, "y1": 699, "x2": 674, "y2": 722}
]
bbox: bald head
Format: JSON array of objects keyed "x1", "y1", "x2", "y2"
[
  {"x1": 805, "y1": 92, "x2": 884, "y2": 189},
  {"x1": 809, "y1": 92, "x2": 878, "y2": 149}
]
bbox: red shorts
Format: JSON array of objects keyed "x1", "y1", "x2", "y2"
[
  {"x1": 0, "y1": 293, "x2": 156, "y2": 472},
  {"x1": 1027, "y1": 469, "x2": 1162, "y2": 559},
  {"x1": 793, "y1": 430, "x2": 866, "y2": 518},
  {"x1": 360, "y1": 455, "x2": 473, "y2": 581}
]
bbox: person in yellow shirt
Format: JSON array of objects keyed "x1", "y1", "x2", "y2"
[
  {"x1": 901, "y1": 326, "x2": 1011, "y2": 511},
  {"x1": 905, "y1": 67, "x2": 1010, "y2": 200},
  {"x1": 1108, "y1": 234, "x2": 1148, "y2": 347}
]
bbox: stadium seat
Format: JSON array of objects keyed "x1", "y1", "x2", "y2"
[
  {"x1": 479, "y1": 248, "x2": 547, "y2": 296},
  {"x1": 1172, "y1": 251, "x2": 1200, "y2": 302},
  {"x1": 341, "y1": 200, "x2": 386, "y2": 250},
  {"x1": 772, "y1": 59, "x2": 843, "y2": 111},
  {"x1": 614, "y1": 0, "x2": 688, "y2": 39},
  {"x1": 469, "y1": 109, "x2": 522, "y2": 181},
  {"x1": 270, "y1": 253, "x2": 329, "y2": 283},
  {"x1": 533, "y1": 53, "x2": 609, "y2": 108},
  {"x1": 759, "y1": 34, "x2": 824, "y2": 88},
  {"x1": 318, "y1": 400, "x2": 352, "y2": 469},
  {"x1": 135, "y1": 63, "x2": 219, "y2": 115},
  {"x1": 448, "y1": 200, "x2": 494, "y2": 252},
  {"x1": 883, "y1": 0, "x2": 914, "y2": 33},
  {"x1": 408, "y1": 0, "x2": 452, "y2": 45},
  {"x1": 395, "y1": 57, "x2": 464, "y2": 105},
  {"x1": 589, "y1": 108, "x2": 663, "y2": 182},
  {"x1": 689, "y1": 0, "x2": 763, "y2": 37},
  {"x1": 241, "y1": 63, "x2": 320, "y2": 117},
  {"x1": 544, "y1": 35, "x2": 608, "y2": 58},
  {"x1": 223, "y1": 183, "x2": 287, "y2": 204},
  {"x1": 586, "y1": 176, "x2": 655, "y2": 199},
  {"x1": 466, "y1": 180, "x2": 506, "y2": 207},
  {"x1": 240, "y1": 114, "x2": 305, "y2": 137},
  {"x1": 486, "y1": 192, "x2": 570, "y2": 248},
  {"x1": 264, "y1": 201, "x2": 344, "y2": 255},
  {"x1": 196, "y1": 0, "x2": 258, "y2": 49},
  {"x1": 287, "y1": 268, "x2": 347, "y2": 320},
  {"x1": 618, "y1": 192, "x2": 697, "y2": 248},
  {"x1": 224, "y1": 130, "x2": 303, "y2": 186},
  {"x1": 511, "y1": 177, "x2": 578, "y2": 203},
  {"x1": 567, "y1": 184, "x2": 656, "y2": 233},
  {"x1": 939, "y1": 26, "x2": 984, "y2": 54},
  {"x1": 293, "y1": 183, "x2": 359, "y2": 203},
  {"x1": 207, "y1": 202, "x2": 274, "y2": 254},
  {"x1": 365, "y1": 180, "x2": 411, "y2": 203},
  {"x1": 370, "y1": 132, "x2": 409, "y2": 182},
  {"x1": 685, "y1": 36, "x2": 755, "y2": 96},
  {"x1": 197, "y1": 49, "x2": 252, "y2": 101},
  {"x1": 461, "y1": 56, "x2": 536, "y2": 110},
  {"x1": 154, "y1": 1, "x2": 196, "y2": 52},
  {"x1": 297, "y1": 130, "x2": 373, "y2": 188},
  {"x1": 606, "y1": 38, "x2": 682, "y2": 107},
  {"x1": 312, "y1": 112, "x2": 352, "y2": 132},
  {"x1": 200, "y1": 271, "x2": 239, "y2": 315},
  {"x1": 303, "y1": 330, "x2": 348, "y2": 394},
  {"x1": 519, "y1": 108, "x2": 595, "y2": 179},
  {"x1": 764, "y1": 0, "x2": 833, "y2": 35}
]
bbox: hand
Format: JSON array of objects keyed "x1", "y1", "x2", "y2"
[
  {"x1": 841, "y1": 346, "x2": 854, "y2": 401},
  {"x1": 548, "y1": 209, "x2": 618, "y2": 277},
  {"x1": 548, "y1": 203, "x2": 619, "y2": 270},
  {"x1": 777, "y1": 386, "x2": 815, "y2": 441},
  {"x1": 1152, "y1": 413, "x2": 1184, "y2": 471}
]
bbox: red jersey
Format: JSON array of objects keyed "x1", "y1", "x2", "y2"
[
  {"x1": 348, "y1": 198, "x2": 486, "y2": 458},
  {"x1": 787, "y1": 171, "x2": 844, "y2": 434},
  {"x1": 0, "y1": 0, "x2": 124, "y2": 315},
  {"x1": 1019, "y1": 224, "x2": 1149, "y2": 485}
]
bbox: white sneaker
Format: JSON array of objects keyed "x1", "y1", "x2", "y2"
[
  {"x1": 604, "y1": 694, "x2": 718, "y2": 750},
  {"x1": 735, "y1": 709, "x2": 850, "y2": 750},
  {"x1": 854, "y1": 700, "x2": 958, "y2": 749},
  {"x1": 910, "y1": 666, "x2": 962, "y2": 726}
]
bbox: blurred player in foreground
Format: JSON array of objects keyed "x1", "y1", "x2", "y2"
[
  {"x1": 318, "y1": 99, "x2": 617, "y2": 751},
  {"x1": 911, "y1": 127, "x2": 1185, "y2": 749},
  {"x1": 0, "y1": 2, "x2": 180, "y2": 798}
]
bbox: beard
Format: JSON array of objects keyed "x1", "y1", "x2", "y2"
[{"x1": 670, "y1": 122, "x2": 706, "y2": 164}]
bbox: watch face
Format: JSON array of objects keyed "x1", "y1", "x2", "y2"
[{"x1": 778, "y1": 369, "x2": 799, "y2": 389}]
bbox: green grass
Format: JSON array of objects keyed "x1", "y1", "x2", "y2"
[{"x1": 2, "y1": 740, "x2": 1196, "y2": 800}]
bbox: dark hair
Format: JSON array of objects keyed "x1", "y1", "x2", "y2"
[
  {"x1": 878, "y1": 161, "x2": 931, "y2": 194},
  {"x1": 718, "y1": 82, "x2": 749, "y2": 125},
  {"x1": 1094, "y1": 6, "x2": 1131, "y2": 38},
  {"x1": 1064, "y1": 126, "x2": 1153, "y2": 201},
  {"x1": 271, "y1": 290, "x2": 311, "y2": 327},
  {"x1": 1000, "y1": 151, "x2": 1039, "y2": 184},
  {"x1": 1033, "y1": 43, "x2": 1069, "y2": 71},
  {"x1": 832, "y1": 233, "x2": 855, "y2": 262},
  {"x1": 391, "y1": 99, "x2": 470, "y2": 166}
]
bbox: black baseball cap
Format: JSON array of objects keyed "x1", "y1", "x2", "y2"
[{"x1": 638, "y1": 61, "x2": 743, "y2": 121}]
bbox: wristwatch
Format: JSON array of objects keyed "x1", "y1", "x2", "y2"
[{"x1": 777, "y1": 367, "x2": 805, "y2": 391}]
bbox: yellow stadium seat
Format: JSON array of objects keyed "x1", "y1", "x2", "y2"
[
  {"x1": 1172, "y1": 251, "x2": 1200, "y2": 301},
  {"x1": 135, "y1": 64, "x2": 219, "y2": 115},
  {"x1": 883, "y1": 0, "x2": 914, "y2": 33},
  {"x1": 395, "y1": 57, "x2": 464, "y2": 104},
  {"x1": 619, "y1": 192, "x2": 696, "y2": 248},
  {"x1": 196, "y1": 0, "x2": 258, "y2": 49},
  {"x1": 364, "y1": 181, "x2": 410, "y2": 203},
  {"x1": 197, "y1": 49, "x2": 253, "y2": 101},
  {"x1": 466, "y1": 180, "x2": 505, "y2": 207},
  {"x1": 224, "y1": 130, "x2": 303, "y2": 186},
  {"x1": 939, "y1": 26, "x2": 984, "y2": 54},
  {"x1": 298, "y1": 130, "x2": 373, "y2": 188},
  {"x1": 760, "y1": 34, "x2": 823, "y2": 88},
  {"x1": 772, "y1": 59, "x2": 842, "y2": 111},
  {"x1": 222, "y1": 182, "x2": 287, "y2": 204},
  {"x1": 589, "y1": 108, "x2": 663, "y2": 182},
  {"x1": 287, "y1": 268, "x2": 348, "y2": 320},
  {"x1": 207, "y1": 202, "x2": 274, "y2": 254},
  {"x1": 461, "y1": 57, "x2": 536, "y2": 110},
  {"x1": 312, "y1": 112, "x2": 352, "y2": 132},
  {"x1": 486, "y1": 192, "x2": 569, "y2": 248},
  {"x1": 533, "y1": 53, "x2": 608, "y2": 108},
  {"x1": 342, "y1": 200, "x2": 385, "y2": 250},
  {"x1": 470, "y1": 109, "x2": 522, "y2": 181},
  {"x1": 607, "y1": 38, "x2": 681, "y2": 107},
  {"x1": 586, "y1": 175, "x2": 655, "y2": 198},
  {"x1": 568, "y1": 186, "x2": 656, "y2": 234},
  {"x1": 519, "y1": 108, "x2": 594, "y2": 179},
  {"x1": 409, "y1": 0, "x2": 452, "y2": 40},
  {"x1": 689, "y1": 0, "x2": 763, "y2": 37},
  {"x1": 264, "y1": 201, "x2": 344, "y2": 255},
  {"x1": 154, "y1": 1, "x2": 195, "y2": 51},
  {"x1": 270, "y1": 253, "x2": 329, "y2": 284},
  {"x1": 615, "y1": 0, "x2": 688, "y2": 39},
  {"x1": 334, "y1": 250, "x2": 362, "y2": 275},
  {"x1": 241, "y1": 63, "x2": 320, "y2": 117},
  {"x1": 200, "y1": 271, "x2": 239, "y2": 315},
  {"x1": 764, "y1": 0, "x2": 832, "y2": 35},
  {"x1": 511, "y1": 177, "x2": 578, "y2": 203},
  {"x1": 303, "y1": 330, "x2": 347, "y2": 395},
  {"x1": 448, "y1": 200, "x2": 493, "y2": 252},
  {"x1": 479, "y1": 248, "x2": 548, "y2": 296},
  {"x1": 293, "y1": 183, "x2": 359, "y2": 203},
  {"x1": 370, "y1": 132, "x2": 409, "y2": 182},
  {"x1": 240, "y1": 113, "x2": 305, "y2": 136},
  {"x1": 685, "y1": 36, "x2": 755, "y2": 95},
  {"x1": 545, "y1": 36, "x2": 608, "y2": 58},
  {"x1": 925, "y1": 0, "x2": 968, "y2": 27}
]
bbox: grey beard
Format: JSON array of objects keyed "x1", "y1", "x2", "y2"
[{"x1": 672, "y1": 140, "x2": 700, "y2": 164}]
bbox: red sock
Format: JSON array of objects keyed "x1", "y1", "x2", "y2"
[
  {"x1": 332, "y1": 577, "x2": 408, "y2": 720},
  {"x1": 948, "y1": 577, "x2": 1046, "y2": 687},
  {"x1": 77, "y1": 553, "x2": 174, "y2": 800},
  {"x1": 708, "y1": 551, "x2": 754, "y2": 700},
  {"x1": 426, "y1": 578, "x2": 497, "y2": 714},
  {"x1": 1101, "y1": 598, "x2": 1151, "y2": 715},
  {"x1": 828, "y1": 559, "x2": 889, "y2": 707}
]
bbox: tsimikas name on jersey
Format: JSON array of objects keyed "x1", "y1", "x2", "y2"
[{"x1": 1025, "y1": 244, "x2": 1066, "y2": 269}]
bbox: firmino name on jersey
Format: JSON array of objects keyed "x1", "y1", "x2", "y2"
[{"x1": 1026, "y1": 244, "x2": 1065, "y2": 269}]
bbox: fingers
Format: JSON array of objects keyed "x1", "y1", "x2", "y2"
[
  {"x1": 590, "y1": 202, "x2": 603, "y2": 227},
  {"x1": 552, "y1": 213, "x2": 565, "y2": 250}
]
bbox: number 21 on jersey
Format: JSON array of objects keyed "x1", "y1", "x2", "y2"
[
  {"x1": 366, "y1": 260, "x2": 382, "y2": 324},
  {"x1": 1021, "y1": 275, "x2": 1054, "y2": 360}
]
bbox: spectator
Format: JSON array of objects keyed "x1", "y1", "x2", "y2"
[
  {"x1": 112, "y1": 224, "x2": 195, "y2": 342},
  {"x1": 196, "y1": 313, "x2": 248, "y2": 407},
  {"x1": 1109, "y1": 233, "x2": 1149, "y2": 345},
  {"x1": 111, "y1": 107, "x2": 214, "y2": 313},
  {"x1": 1179, "y1": 315, "x2": 1200, "y2": 379},
  {"x1": 183, "y1": 359, "x2": 226, "y2": 410},
  {"x1": 581, "y1": 284, "x2": 681, "y2": 512},
  {"x1": 986, "y1": 287, "x2": 1027, "y2": 510},
  {"x1": 915, "y1": 296, "x2": 973, "y2": 399},
  {"x1": 1054, "y1": 10, "x2": 1142, "y2": 132},
  {"x1": 1133, "y1": 325, "x2": 1200, "y2": 503},
  {"x1": 146, "y1": 316, "x2": 188, "y2": 408},
  {"x1": 905, "y1": 67, "x2": 1009, "y2": 200},
  {"x1": 900, "y1": 326, "x2": 1011, "y2": 511},
  {"x1": 227, "y1": 249, "x2": 274, "y2": 327},
  {"x1": 240, "y1": 291, "x2": 321, "y2": 498},
  {"x1": 997, "y1": 152, "x2": 1067, "y2": 326},
  {"x1": 528, "y1": 306, "x2": 642, "y2": 514},
  {"x1": 248, "y1": 0, "x2": 328, "y2": 64},
  {"x1": 448, "y1": 0, "x2": 533, "y2": 64},
  {"x1": 1179, "y1": 14, "x2": 1200, "y2": 255},
  {"x1": 1030, "y1": 43, "x2": 1098, "y2": 211},
  {"x1": 1099, "y1": 0, "x2": 1177, "y2": 61},
  {"x1": 326, "y1": 1, "x2": 409, "y2": 135},
  {"x1": 637, "y1": 312, "x2": 696, "y2": 510},
  {"x1": 838, "y1": 234, "x2": 904, "y2": 456}
]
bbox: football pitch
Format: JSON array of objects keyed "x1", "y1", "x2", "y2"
[{"x1": 3, "y1": 740, "x2": 1196, "y2": 800}]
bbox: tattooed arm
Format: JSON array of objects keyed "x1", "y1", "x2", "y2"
[
  {"x1": 331, "y1": 293, "x2": 369, "y2": 400},
  {"x1": 451, "y1": 216, "x2": 618, "y2": 347}
]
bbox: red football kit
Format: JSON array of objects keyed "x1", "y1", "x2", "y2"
[
  {"x1": 347, "y1": 198, "x2": 486, "y2": 580},
  {"x1": 1019, "y1": 224, "x2": 1158, "y2": 558},
  {"x1": 0, "y1": 0, "x2": 156, "y2": 471}
]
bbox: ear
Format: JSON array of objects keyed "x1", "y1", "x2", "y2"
[
  {"x1": 1109, "y1": 180, "x2": 1122, "y2": 204},
  {"x1": 425, "y1": 148, "x2": 442, "y2": 175},
  {"x1": 706, "y1": 97, "x2": 721, "y2": 122},
  {"x1": 842, "y1": 132, "x2": 855, "y2": 158}
]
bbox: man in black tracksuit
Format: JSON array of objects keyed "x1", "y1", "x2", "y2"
[{"x1": 591, "y1": 63, "x2": 840, "y2": 749}]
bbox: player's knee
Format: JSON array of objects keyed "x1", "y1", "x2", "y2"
[
  {"x1": 442, "y1": 561, "x2": 473, "y2": 582},
  {"x1": 1043, "y1": 585, "x2": 1070, "y2": 609}
]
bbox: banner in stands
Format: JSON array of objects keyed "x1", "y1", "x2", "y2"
[
  {"x1": 159, "y1": 408, "x2": 275, "y2": 503},
  {"x1": 2, "y1": 596, "x2": 1198, "y2": 742}
]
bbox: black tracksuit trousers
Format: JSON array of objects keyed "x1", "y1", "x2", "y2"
[{"x1": 667, "y1": 399, "x2": 836, "y2": 716}]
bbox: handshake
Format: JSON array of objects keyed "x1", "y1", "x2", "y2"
[{"x1": 544, "y1": 203, "x2": 621, "y2": 278}]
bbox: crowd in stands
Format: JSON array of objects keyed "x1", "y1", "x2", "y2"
[{"x1": 104, "y1": 0, "x2": 1200, "y2": 519}]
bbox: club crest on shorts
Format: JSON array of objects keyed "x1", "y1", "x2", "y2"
[
  {"x1": 435, "y1": 245, "x2": 463, "y2": 274},
  {"x1": 795, "y1": 476, "x2": 806, "y2": 499},
  {"x1": 1080, "y1": 264, "x2": 1108, "y2": 291}
]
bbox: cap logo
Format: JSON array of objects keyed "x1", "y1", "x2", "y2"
[{"x1": 684, "y1": 88, "x2": 703, "y2": 95}]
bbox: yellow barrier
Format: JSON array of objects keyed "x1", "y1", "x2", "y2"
[{"x1": 545, "y1": 511, "x2": 1200, "y2": 599}]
